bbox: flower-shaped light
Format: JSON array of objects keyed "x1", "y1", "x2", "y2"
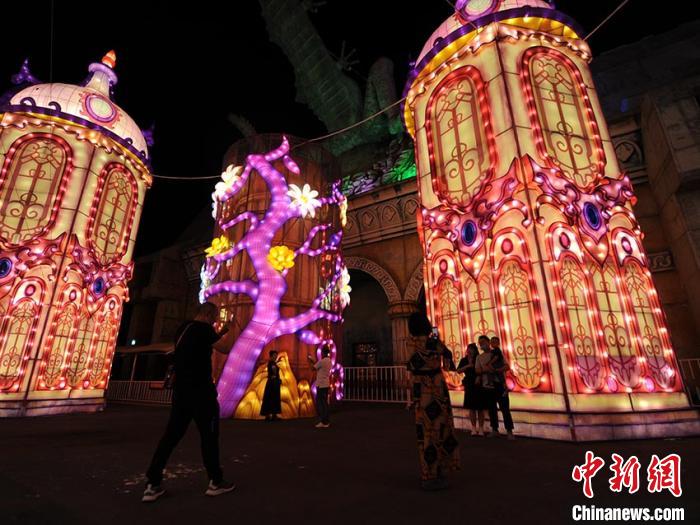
[
  {"x1": 267, "y1": 245, "x2": 296, "y2": 272},
  {"x1": 214, "y1": 164, "x2": 243, "y2": 200},
  {"x1": 205, "y1": 235, "x2": 231, "y2": 257},
  {"x1": 211, "y1": 194, "x2": 219, "y2": 219},
  {"x1": 339, "y1": 197, "x2": 348, "y2": 228},
  {"x1": 337, "y1": 267, "x2": 352, "y2": 308},
  {"x1": 199, "y1": 264, "x2": 211, "y2": 304},
  {"x1": 222, "y1": 164, "x2": 243, "y2": 184},
  {"x1": 288, "y1": 183, "x2": 321, "y2": 218}
]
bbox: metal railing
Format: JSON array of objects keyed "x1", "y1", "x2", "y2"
[
  {"x1": 106, "y1": 380, "x2": 172, "y2": 405},
  {"x1": 343, "y1": 366, "x2": 410, "y2": 403},
  {"x1": 679, "y1": 358, "x2": 700, "y2": 406},
  {"x1": 105, "y1": 359, "x2": 700, "y2": 407}
]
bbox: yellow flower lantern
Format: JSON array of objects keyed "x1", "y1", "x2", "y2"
[
  {"x1": 205, "y1": 235, "x2": 231, "y2": 257},
  {"x1": 267, "y1": 245, "x2": 296, "y2": 272}
]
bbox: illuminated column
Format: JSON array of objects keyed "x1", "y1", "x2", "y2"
[
  {"x1": 0, "y1": 52, "x2": 151, "y2": 416},
  {"x1": 388, "y1": 300, "x2": 419, "y2": 364},
  {"x1": 403, "y1": 1, "x2": 700, "y2": 440}
]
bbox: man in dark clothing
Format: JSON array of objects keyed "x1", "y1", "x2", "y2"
[
  {"x1": 488, "y1": 336, "x2": 515, "y2": 440},
  {"x1": 143, "y1": 302, "x2": 236, "y2": 502}
]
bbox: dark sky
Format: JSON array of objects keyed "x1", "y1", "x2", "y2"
[{"x1": 2, "y1": 0, "x2": 699, "y2": 256}]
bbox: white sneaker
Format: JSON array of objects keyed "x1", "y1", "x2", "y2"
[
  {"x1": 142, "y1": 484, "x2": 165, "y2": 502},
  {"x1": 205, "y1": 480, "x2": 236, "y2": 497},
  {"x1": 315, "y1": 422, "x2": 330, "y2": 428}
]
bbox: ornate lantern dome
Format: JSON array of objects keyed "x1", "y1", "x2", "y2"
[
  {"x1": 7, "y1": 51, "x2": 149, "y2": 161},
  {"x1": 415, "y1": 1, "x2": 576, "y2": 64},
  {"x1": 404, "y1": 0, "x2": 585, "y2": 137}
]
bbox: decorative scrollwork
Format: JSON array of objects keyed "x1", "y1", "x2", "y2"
[{"x1": 0, "y1": 135, "x2": 72, "y2": 245}]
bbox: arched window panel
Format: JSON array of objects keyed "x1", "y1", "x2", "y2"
[
  {"x1": 587, "y1": 261, "x2": 641, "y2": 390},
  {"x1": 611, "y1": 228, "x2": 644, "y2": 267},
  {"x1": 87, "y1": 297, "x2": 121, "y2": 388},
  {"x1": 66, "y1": 312, "x2": 95, "y2": 388},
  {"x1": 38, "y1": 286, "x2": 83, "y2": 390},
  {"x1": 435, "y1": 274, "x2": 469, "y2": 391},
  {"x1": 428, "y1": 249, "x2": 469, "y2": 390},
  {"x1": 621, "y1": 260, "x2": 679, "y2": 391},
  {"x1": 430, "y1": 250, "x2": 467, "y2": 355},
  {"x1": 496, "y1": 259, "x2": 547, "y2": 391},
  {"x1": 556, "y1": 256, "x2": 605, "y2": 392},
  {"x1": 0, "y1": 280, "x2": 45, "y2": 392},
  {"x1": 88, "y1": 164, "x2": 138, "y2": 266},
  {"x1": 426, "y1": 66, "x2": 497, "y2": 208},
  {"x1": 436, "y1": 277, "x2": 466, "y2": 361},
  {"x1": 0, "y1": 134, "x2": 73, "y2": 245},
  {"x1": 428, "y1": 243, "x2": 461, "y2": 292},
  {"x1": 492, "y1": 230, "x2": 550, "y2": 391},
  {"x1": 521, "y1": 47, "x2": 605, "y2": 190},
  {"x1": 463, "y1": 258, "x2": 499, "y2": 342}
]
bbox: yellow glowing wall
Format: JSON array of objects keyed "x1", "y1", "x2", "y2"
[
  {"x1": 407, "y1": 18, "x2": 686, "y2": 412},
  {"x1": 0, "y1": 113, "x2": 150, "y2": 416}
]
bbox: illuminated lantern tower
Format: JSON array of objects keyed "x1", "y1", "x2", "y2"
[
  {"x1": 404, "y1": 1, "x2": 700, "y2": 439},
  {"x1": 0, "y1": 52, "x2": 151, "y2": 416}
]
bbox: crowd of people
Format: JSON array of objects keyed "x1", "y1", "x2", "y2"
[
  {"x1": 404, "y1": 312, "x2": 515, "y2": 491},
  {"x1": 141, "y1": 303, "x2": 514, "y2": 500},
  {"x1": 456, "y1": 335, "x2": 514, "y2": 439}
]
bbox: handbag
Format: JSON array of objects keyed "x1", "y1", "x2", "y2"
[{"x1": 163, "y1": 322, "x2": 193, "y2": 389}]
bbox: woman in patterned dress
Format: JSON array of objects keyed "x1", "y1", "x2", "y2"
[{"x1": 406, "y1": 312, "x2": 460, "y2": 490}]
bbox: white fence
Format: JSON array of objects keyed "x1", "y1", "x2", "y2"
[
  {"x1": 106, "y1": 380, "x2": 172, "y2": 405},
  {"x1": 343, "y1": 366, "x2": 410, "y2": 403},
  {"x1": 107, "y1": 360, "x2": 699, "y2": 407},
  {"x1": 108, "y1": 368, "x2": 410, "y2": 406},
  {"x1": 679, "y1": 358, "x2": 700, "y2": 406}
]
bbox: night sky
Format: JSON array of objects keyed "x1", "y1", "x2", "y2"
[{"x1": 2, "y1": 0, "x2": 699, "y2": 255}]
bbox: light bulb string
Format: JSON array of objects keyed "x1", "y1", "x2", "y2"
[
  {"x1": 150, "y1": 97, "x2": 406, "y2": 181},
  {"x1": 151, "y1": 0, "x2": 630, "y2": 182},
  {"x1": 584, "y1": 0, "x2": 630, "y2": 41}
]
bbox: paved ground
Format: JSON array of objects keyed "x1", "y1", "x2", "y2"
[{"x1": 2, "y1": 403, "x2": 699, "y2": 525}]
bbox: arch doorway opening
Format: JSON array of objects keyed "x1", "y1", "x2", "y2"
[{"x1": 342, "y1": 270, "x2": 392, "y2": 367}]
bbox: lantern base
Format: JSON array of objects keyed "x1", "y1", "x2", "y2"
[
  {"x1": 233, "y1": 352, "x2": 317, "y2": 419},
  {"x1": 0, "y1": 397, "x2": 105, "y2": 418},
  {"x1": 451, "y1": 391, "x2": 700, "y2": 441}
]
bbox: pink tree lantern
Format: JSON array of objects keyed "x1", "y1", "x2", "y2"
[{"x1": 202, "y1": 136, "x2": 347, "y2": 418}]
